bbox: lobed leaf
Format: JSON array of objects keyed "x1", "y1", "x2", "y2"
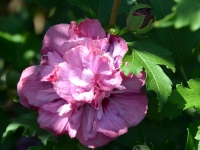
[
  {"x1": 121, "y1": 39, "x2": 175, "y2": 110},
  {"x1": 169, "y1": 78, "x2": 200, "y2": 110}
]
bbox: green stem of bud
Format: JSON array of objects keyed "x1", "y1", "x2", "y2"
[
  {"x1": 109, "y1": 0, "x2": 121, "y2": 28},
  {"x1": 117, "y1": 26, "x2": 130, "y2": 36}
]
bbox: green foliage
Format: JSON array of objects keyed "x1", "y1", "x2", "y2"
[
  {"x1": 169, "y1": 78, "x2": 200, "y2": 110},
  {"x1": 121, "y1": 39, "x2": 175, "y2": 110},
  {"x1": 2, "y1": 113, "x2": 54, "y2": 146},
  {"x1": 155, "y1": 0, "x2": 200, "y2": 31},
  {"x1": 185, "y1": 121, "x2": 200, "y2": 150},
  {"x1": 149, "y1": 0, "x2": 200, "y2": 67}
]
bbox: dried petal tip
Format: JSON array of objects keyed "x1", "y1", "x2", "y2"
[{"x1": 126, "y1": 4, "x2": 155, "y2": 34}]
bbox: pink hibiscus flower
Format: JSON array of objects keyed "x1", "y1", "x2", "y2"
[{"x1": 17, "y1": 18, "x2": 148, "y2": 148}]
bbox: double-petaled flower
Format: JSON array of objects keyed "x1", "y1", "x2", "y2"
[{"x1": 17, "y1": 19, "x2": 148, "y2": 148}]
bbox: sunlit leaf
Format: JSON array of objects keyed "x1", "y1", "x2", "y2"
[
  {"x1": 169, "y1": 78, "x2": 200, "y2": 110},
  {"x1": 121, "y1": 39, "x2": 175, "y2": 110}
]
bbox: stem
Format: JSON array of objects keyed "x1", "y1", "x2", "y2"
[
  {"x1": 117, "y1": 26, "x2": 130, "y2": 36},
  {"x1": 109, "y1": 0, "x2": 121, "y2": 28}
]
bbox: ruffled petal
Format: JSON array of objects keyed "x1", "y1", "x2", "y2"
[
  {"x1": 107, "y1": 35, "x2": 128, "y2": 69},
  {"x1": 64, "y1": 45, "x2": 89, "y2": 69},
  {"x1": 53, "y1": 62, "x2": 74, "y2": 102},
  {"x1": 22, "y1": 77, "x2": 58, "y2": 106},
  {"x1": 38, "y1": 106, "x2": 84, "y2": 138},
  {"x1": 109, "y1": 93, "x2": 148, "y2": 127},
  {"x1": 94, "y1": 98, "x2": 128, "y2": 138},
  {"x1": 69, "y1": 19, "x2": 106, "y2": 39},
  {"x1": 76, "y1": 130, "x2": 115, "y2": 149},
  {"x1": 41, "y1": 24, "x2": 70, "y2": 55},
  {"x1": 112, "y1": 71, "x2": 146, "y2": 94}
]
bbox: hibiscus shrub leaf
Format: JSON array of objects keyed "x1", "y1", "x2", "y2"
[
  {"x1": 154, "y1": 0, "x2": 200, "y2": 31},
  {"x1": 2, "y1": 112, "x2": 54, "y2": 145},
  {"x1": 121, "y1": 39, "x2": 175, "y2": 110},
  {"x1": 169, "y1": 78, "x2": 200, "y2": 110}
]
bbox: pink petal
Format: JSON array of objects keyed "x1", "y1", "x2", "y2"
[
  {"x1": 98, "y1": 71, "x2": 122, "y2": 91},
  {"x1": 41, "y1": 99, "x2": 67, "y2": 114},
  {"x1": 69, "y1": 19, "x2": 106, "y2": 39},
  {"x1": 17, "y1": 66, "x2": 39, "y2": 107},
  {"x1": 22, "y1": 76, "x2": 58, "y2": 106},
  {"x1": 115, "y1": 71, "x2": 146, "y2": 93},
  {"x1": 94, "y1": 98, "x2": 128, "y2": 138},
  {"x1": 109, "y1": 93, "x2": 148, "y2": 127},
  {"x1": 53, "y1": 62, "x2": 74, "y2": 102},
  {"x1": 64, "y1": 45, "x2": 89, "y2": 70},
  {"x1": 60, "y1": 38, "x2": 91, "y2": 56},
  {"x1": 86, "y1": 50, "x2": 113, "y2": 75},
  {"x1": 76, "y1": 130, "x2": 115, "y2": 149},
  {"x1": 80, "y1": 105, "x2": 96, "y2": 140},
  {"x1": 41, "y1": 24, "x2": 70, "y2": 55},
  {"x1": 92, "y1": 38, "x2": 109, "y2": 52},
  {"x1": 38, "y1": 106, "x2": 84, "y2": 138},
  {"x1": 107, "y1": 35, "x2": 128, "y2": 68}
]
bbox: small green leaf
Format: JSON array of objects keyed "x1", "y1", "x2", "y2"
[
  {"x1": 2, "y1": 123, "x2": 21, "y2": 142},
  {"x1": 169, "y1": 78, "x2": 200, "y2": 110},
  {"x1": 38, "y1": 130, "x2": 55, "y2": 146},
  {"x1": 2, "y1": 113, "x2": 39, "y2": 141},
  {"x1": 121, "y1": 39, "x2": 175, "y2": 110},
  {"x1": 13, "y1": 96, "x2": 20, "y2": 103}
]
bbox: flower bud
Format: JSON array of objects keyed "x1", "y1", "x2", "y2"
[{"x1": 126, "y1": 4, "x2": 155, "y2": 34}]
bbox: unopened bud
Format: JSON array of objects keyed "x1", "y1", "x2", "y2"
[{"x1": 126, "y1": 4, "x2": 155, "y2": 34}]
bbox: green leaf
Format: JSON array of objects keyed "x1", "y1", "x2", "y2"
[
  {"x1": 155, "y1": 0, "x2": 200, "y2": 31},
  {"x1": 185, "y1": 121, "x2": 200, "y2": 150},
  {"x1": 38, "y1": 130, "x2": 55, "y2": 146},
  {"x1": 68, "y1": 0, "x2": 132, "y2": 25},
  {"x1": 2, "y1": 112, "x2": 56, "y2": 146},
  {"x1": 149, "y1": 0, "x2": 200, "y2": 66},
  {"x1": 2, "y1": 123, "x2": 21, "y2": 142},
  {"x1": 2, "y1": 113, "x2": 39, "y2": 141},
  {"x1": 121, "y1": 39, "x2": 175, "y2": 110},
  {"x1": 169, "y1": 78, "x2": 200, "y2": 110},
  {"x1": 147, "y1": 98, "x2": 182, "y2": 121}
]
